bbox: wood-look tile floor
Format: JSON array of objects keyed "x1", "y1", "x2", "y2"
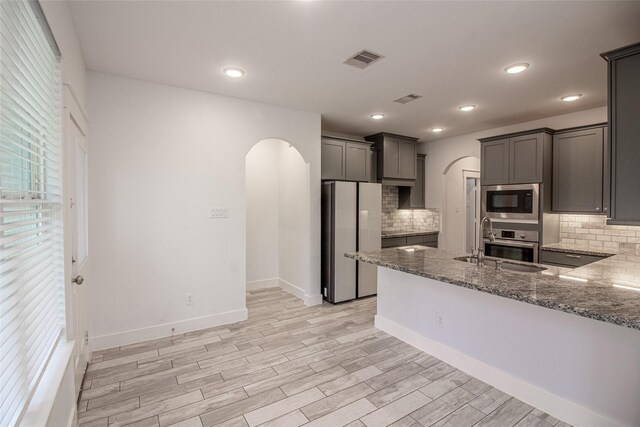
[{"x1": 78, "y1": 288, "x2": 572, "y2": 427}]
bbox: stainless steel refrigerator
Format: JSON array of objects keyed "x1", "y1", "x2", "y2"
[{"x1": 321, "y1": 181, "x2": 381, "y2": 303}]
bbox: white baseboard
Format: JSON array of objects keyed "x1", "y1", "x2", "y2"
[
  {"x1": 247, "y1": 278, "x2": 280, "y2": 290},
  {"x1": 90, "y1": 308, "x2": 248, "y2": 351},
  {"x1": 278, "y1": 278, "x2": 322, "y2": 306},
  {"x1": 375, "y1": 315, "x2": 619, "y2": 427}
]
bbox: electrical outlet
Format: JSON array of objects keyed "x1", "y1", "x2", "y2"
[
  {"x1": 436, "y1": 312, "x2": 444, "y2": 327},
  {"x1": 185, "y1": 293, "x2": 194, "y2": 305},
  {"x1": 210, "y1": 207, "x2": 229, "y2": 218}
]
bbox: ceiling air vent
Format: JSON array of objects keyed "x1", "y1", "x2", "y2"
[
  {"x1": 394, "y1": 94, "x2": 423, "y2": 104},
  {"x1": 343, "y1": 49, "x2": 384, "y2": 69}
]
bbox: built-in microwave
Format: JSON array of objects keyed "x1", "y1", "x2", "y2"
[{"x1": 482, "y1": 184, "x2": 539, "y2": 221}]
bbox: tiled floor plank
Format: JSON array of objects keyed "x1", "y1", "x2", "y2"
[{"x1": 79, "y1": 288, "x2": 571, "y2": 427}]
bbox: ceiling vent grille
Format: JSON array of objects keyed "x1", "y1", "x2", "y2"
[
  {"x1": 343, "y1": 49, "x2": 384, "y2": 69},
  {"x1": 394, "y1": 94, "x2": 423, "y2": 104}
]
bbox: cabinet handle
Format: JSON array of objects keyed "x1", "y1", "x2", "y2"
[
  {"x1": 566, "y1": 254, "x2": 582, "y2": 259},
  {"x1": 595, "y1": 207, "x2": 601, "y2": 211},
  {"x1": 604, "y1": 207, "x2": 608, "y2": 213}
]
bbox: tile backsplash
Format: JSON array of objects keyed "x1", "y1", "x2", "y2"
[
  {"x1": 382, "y1": 185, "x2": 439, "y2": 230},
  {"x1": 560, "y1": 214, "x2": 640, "y2": 252}
]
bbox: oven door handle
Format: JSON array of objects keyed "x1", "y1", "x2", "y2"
[{"x1": 483, "y1": 239, "x2": 537, "y2": 249}]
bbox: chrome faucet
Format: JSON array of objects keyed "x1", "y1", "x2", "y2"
[{"x1": 476, "y1": 216, "x2": 495, "y2": 267}]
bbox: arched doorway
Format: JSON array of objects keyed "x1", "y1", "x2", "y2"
[
  {"x1": 441, "y1": 156, "x2": 481, "y2": 253},
  {"x1": 245, "y1": 138, "x2": 314, "y2": 304}
]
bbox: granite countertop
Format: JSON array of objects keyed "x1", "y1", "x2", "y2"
[
  {"x1": 346, "y1": 247, "x2": 640, "y2": 331},
  {"x1": 541, "y1": 242, "x2": 619, "y2": 257},
  {"x1": 382, "y1": 228, "x2": 439, "y2": 238}
]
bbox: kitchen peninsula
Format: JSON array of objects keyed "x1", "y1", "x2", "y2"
[{"x1": 347, "y1": 247, "x2": 640, "y2": 427}]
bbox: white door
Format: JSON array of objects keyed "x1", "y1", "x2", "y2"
[
  {"x1": 64, "y1": 87, "x2": 90, "y2": 396},
  {"x1": 464, "y1": 172, "x2": 481, "y2": 254}
]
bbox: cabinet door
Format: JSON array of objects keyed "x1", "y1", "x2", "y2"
[
  {"x1": 369, "y1": 148, "x2": 378, "y2": 183},
  {"x1": 510, "y1": 133, "x2": 543, "y2": 183},
  {"x1": 345, "y1": 142, "x2": 369, "y2": 182},
  {"x1": 610, "y1": 52, "x2": 640, "y2": 223},
  {"x1": 602, "y1": 126, "x2": 610, "y2": 216},
  {"x1": 382, "y1": 137, "x2": 400, "y2": 178},
  {"x1": 481, "y1": 139, "x2": 509, "y2": 185},
  {"x1": 552, "y1": 128, "x2": 604, "y2": 213},
  {"x1": 411, "y1": 155, "x2": 425, "y2": 208},
  {"x1": 321, "y1": 139, "x2": 345, "y2": 180},
  {"x1": 398, "y1": 140, "x2": 417, "y2": 179}
]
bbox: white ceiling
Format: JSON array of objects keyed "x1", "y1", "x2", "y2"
[{"x1": 68, "y1": 1, "x2": 640, "y2": 141}]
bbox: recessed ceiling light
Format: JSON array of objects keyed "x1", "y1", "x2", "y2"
[
  {"x1": 459, "y1": 105, "x2": 476, "y2": 112},
  {"x1": 430, "y1": 127, "x2": 444, "y2": 133},
  {"x1": 561, "y1": 94, "x2": 583, "y2": 102},
  {"x1": 223, "y1": 67, "x2": 245, "y2": 78},
  {"x1": 370, "y1": 113, "x2": 386, "y2": 120},
  {"x1": 504, "y1": 63, "x2": 530, "y2": 74}
]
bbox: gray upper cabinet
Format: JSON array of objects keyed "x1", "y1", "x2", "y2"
[
  {"x1": 321, "y1": 139, "x2": 346, "y2": 180},
  {"x1": 365, "y1": 132, "x2": 419, "y2": 186},
  {"x1": 479, "y1": 130, "x2": 551, "y2": 185},
  {"x1": 321, "y1": 137, "x2": 371, "y2": 182},
  {"x1": 382, "y1": 137, "x2": 400, "y2": 178},
  {"x1": 481, "y1": 139, "x2": 509, "y2": 185},
  {"x1": 369, "y1": 148, "x2": 378, "y2": 183},
  {"x1": 345, "y1": 142, "x2": 369, "y2": 182},
  {"x1": 602, "y1": 42, "x2": 640, "y2": 225},
  {"x1": 399, "y1": 154, "x2": 426, "y2": 209},
  {"x1": 552, "y1": 125, "x2": 606, "y2": 214},
  {"x1": 398, "y1": 140, "x2": 417, "y2": 179},
  {"x1": 510, "y1": 133, "x2": 543, "y2": 184}
]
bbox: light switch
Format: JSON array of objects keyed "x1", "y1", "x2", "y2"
[{"x1": 210, "y1": 207, "x2": 229, "y2": 218}]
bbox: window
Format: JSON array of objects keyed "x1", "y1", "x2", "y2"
[{"x1": 0, "y1": 1, "x2": 63, "y2": 426}]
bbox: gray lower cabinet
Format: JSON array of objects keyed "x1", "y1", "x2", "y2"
[
  {"x1": 540, "y1": 250, "x2": 607, "y2": 268},
  {"x1": 552, "y1": 125, "x2": 607, "y2": 214},
  {"x1": 399, "y1": 154, "x2": 426, "y2": 209},
  {"x1": 365, "y1": 133, "x2": 419, "y2": 186},
  {"x1": 480, "y1": 130, "x2": 551, "y2": 185},
  {"x1": 602, "y1": 42, "x2": 640, "y2": 225},
  {"x1": 321, "y1": 137, "x2": 371, "y2": 182},
  {"x1": 381, "y1": 233, "x2": 438, "y2": 248}
]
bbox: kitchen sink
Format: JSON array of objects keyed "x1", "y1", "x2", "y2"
[{"x1": 454, "y1": 256, "x2": 547, "y2": 273}]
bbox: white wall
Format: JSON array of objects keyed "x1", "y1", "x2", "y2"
[
  {"x1": 278, "y1": 143, "x2": 312, "y2": 299},
  {"x1": 422, "y1": 107, "x2": 608, "y2": 210},
  {"x1": 87, "y1": 72, "x2": 321, "y2": 349},
  {"x1": 40, "y1": 0, "x2": 86, "y2": 106},
  {"x1": 246, "y1": 140, "x2": 281, "y2": 284}
]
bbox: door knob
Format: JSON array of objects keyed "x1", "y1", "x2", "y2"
[{"x1": 73, "y1": 275, "x2": 84, "y2": 285}]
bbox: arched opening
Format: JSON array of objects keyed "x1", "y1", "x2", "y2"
[
  {"x1": 441, "y1": 156, "x2": 481, "y2": 253},
  {"x1": 245, "y1": 138, "x2": 312, "y2": 303}
]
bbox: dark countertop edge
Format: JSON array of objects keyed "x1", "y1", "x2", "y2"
[
  {"x1": 346, "y1": 252, "x2": 640, "y2": 331},
  {"x1": 382, "y1": 230, "x2": 439, "y2": 238},
  {"x1": 540, "y1": 245, "x2": 617, "y2": 258}
]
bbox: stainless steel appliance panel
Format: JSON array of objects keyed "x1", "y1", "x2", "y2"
[
  {"x1": 484, "y1": 239, "x2": 539, "y2": 263},
  {"x1": 357, "y1": 183, "x2": 381, "y2": 297},
  {"x1": 482, "y1": 184, "x2": 539, "y2": 220},
  {"x1": 321, "y1": 182, "x2": 357, "y2": 303}
]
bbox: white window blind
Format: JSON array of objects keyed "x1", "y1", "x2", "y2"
[{"x1": 0, "y1": 1, "x2": 63, "y2": 426}]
